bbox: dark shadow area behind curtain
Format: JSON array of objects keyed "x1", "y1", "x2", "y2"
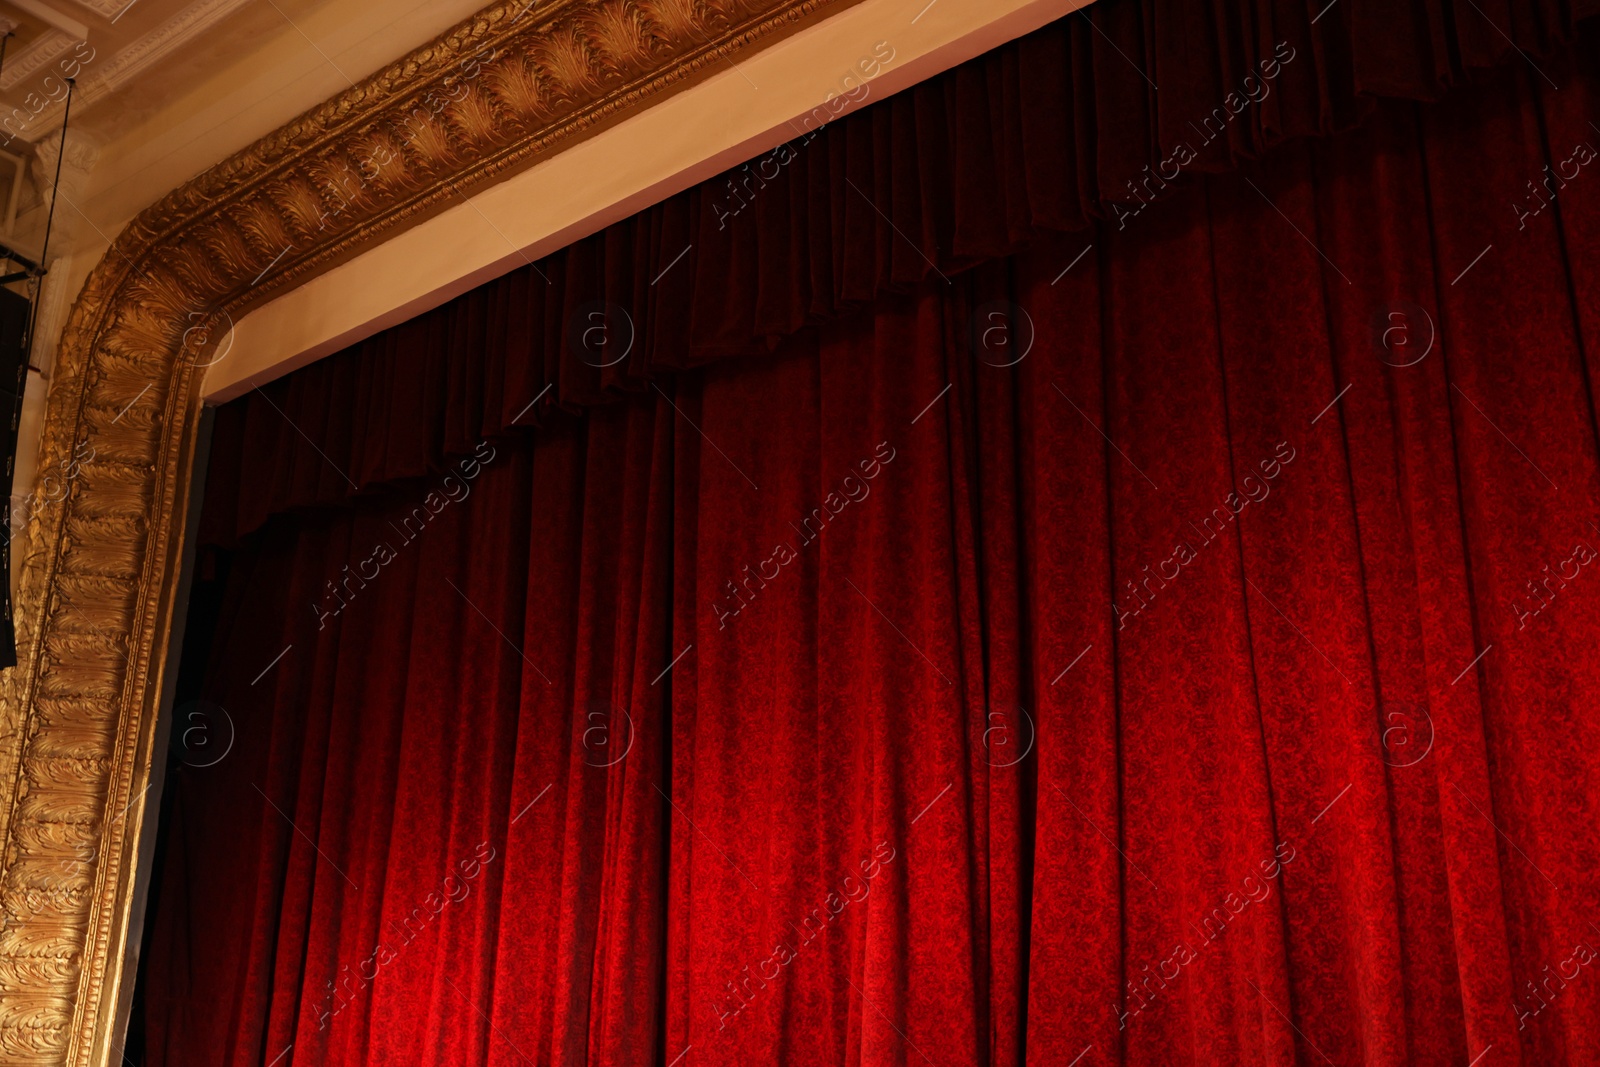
[{"x1": 141, "y1": 37, "x2": 1600, "y2": 1066}]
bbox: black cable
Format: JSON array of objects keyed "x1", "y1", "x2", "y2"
[
  {"x1": 37, "y1": 79, "x2": 73, "y2": 279},
  {"x1": 23, "y1": 77, "x2": 74, "y2": 358},
  {"x1": 0, "y1": 31, "x2": 12, "y2": 277}
]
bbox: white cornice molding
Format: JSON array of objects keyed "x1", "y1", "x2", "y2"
[{"x1": 0, "y1": 29, "x2": 76, "y2": 92}]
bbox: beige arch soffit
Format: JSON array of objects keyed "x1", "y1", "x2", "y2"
[
  {"x1": 211, "y1": 0, "x2": 1089, "y2": 401},
  {"x1": 0, "y1": 0, "x2": 1093, "y2": 1064}
]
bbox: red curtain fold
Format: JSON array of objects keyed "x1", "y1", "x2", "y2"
[
  {"x1": 146, "y1": 38, "x2": 1600, "y2": 1067},
  {"x1": 197, "y1": 6, "x2": 1600, "y2": 547}
]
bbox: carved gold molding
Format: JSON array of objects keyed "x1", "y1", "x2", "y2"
[{"x1": 0, "y1": 0, "x2": 858, "y2": 1062}]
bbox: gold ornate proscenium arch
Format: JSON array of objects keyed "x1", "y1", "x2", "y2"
[{"x1": 0, "y1": 0, "x2": 856, "y2": 1061}]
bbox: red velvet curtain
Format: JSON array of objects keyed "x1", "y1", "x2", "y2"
[{"x1": 145, "y1": 16, "x2": 1600, "y2": 1067}]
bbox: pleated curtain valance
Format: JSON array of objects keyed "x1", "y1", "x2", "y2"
[{"x1": 198, "y1": 0, "x2": 1600, "y2": 544}]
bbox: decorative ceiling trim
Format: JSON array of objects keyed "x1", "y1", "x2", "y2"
[{"x1": 0, "y1": 0, "x2": 858, "y2": 1062}]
